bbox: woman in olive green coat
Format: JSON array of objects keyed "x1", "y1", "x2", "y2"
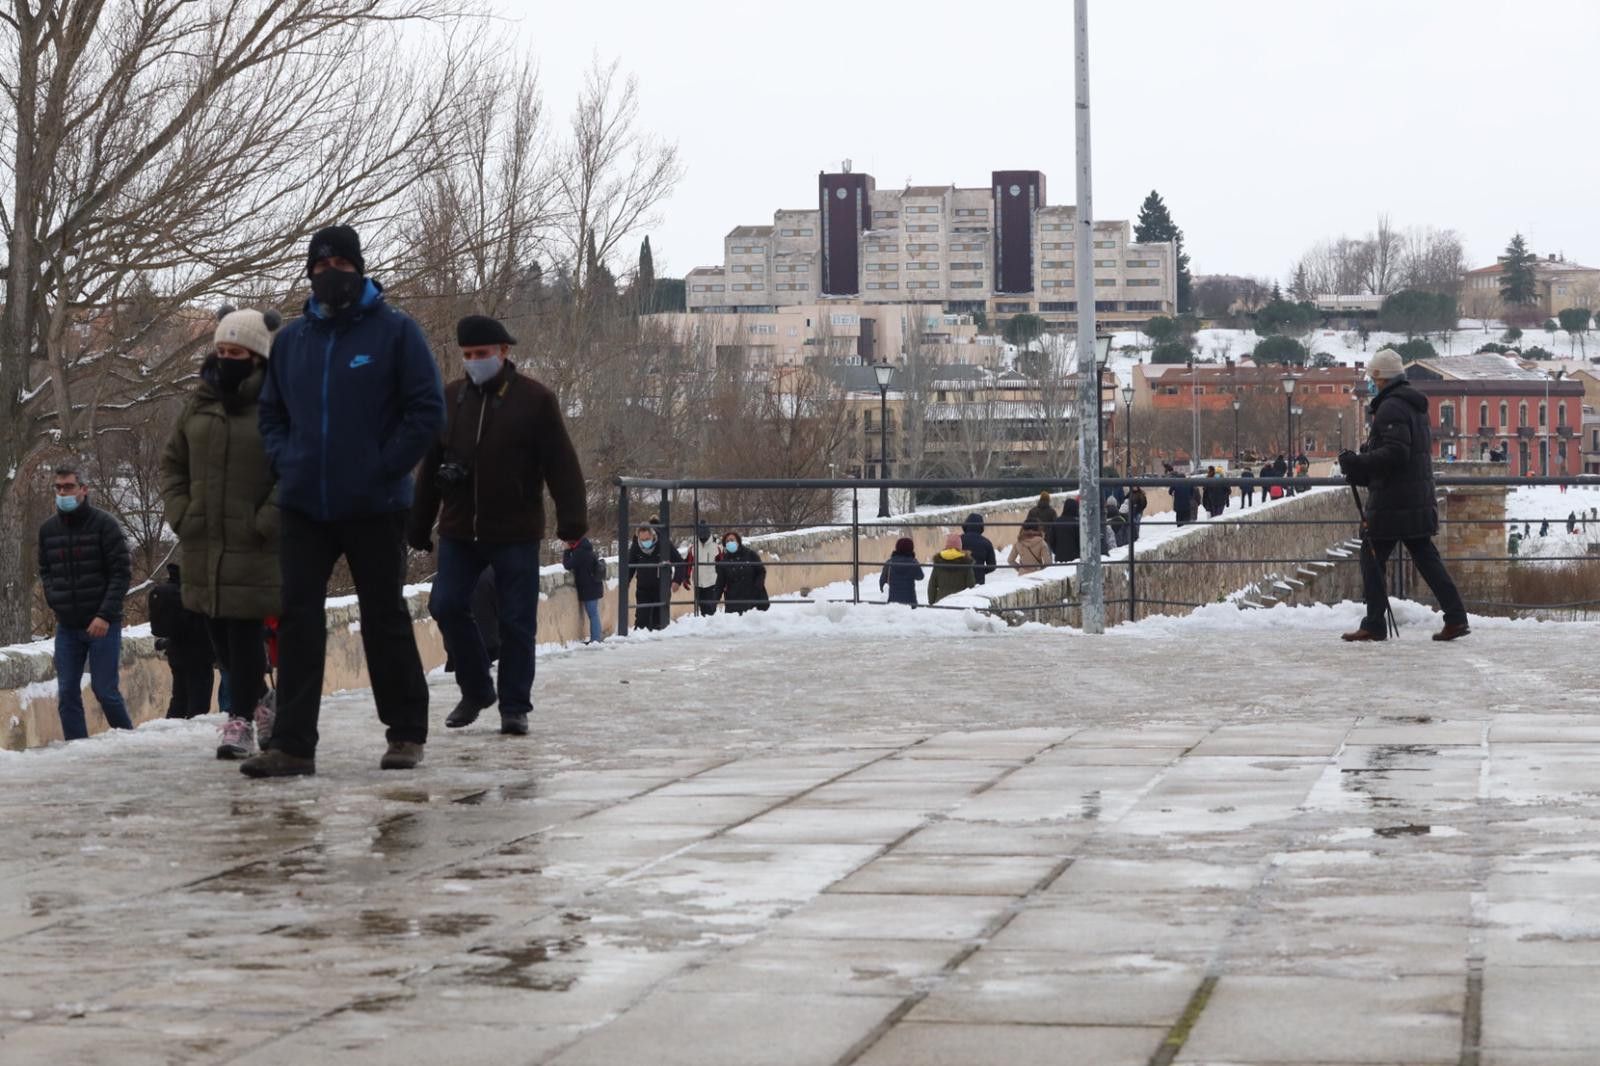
[{"x1": 160, "y1": 307, "x2": 282, "y2": 759}]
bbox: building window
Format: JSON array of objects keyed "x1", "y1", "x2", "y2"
[
  {"x1": 996, "y1": 302, "x2": 1030, "y2": 313},
  {"x1": 1500, "y1": 401, "x2": 1509, "y2": 428},
  {"x1": 800, "y1": 228, "x2": 814, "y2": 236},
  {"x1": 1123, "y1": 300, "x2": 1163, "y2": 312},
  {"x1": 873, "y1": 210, "x2": 898, "y2": 219},
  {"x1": 1040, "y1": 301, "x2": 1077, "y2": 312},
  {"x1": 1559, "y1": 403, "x2": 1568, "y2": 427},
  {"x1": 950, "y1": 262, "x2": 983, "y2": 271},
  {"x1": 1094, "y1": 300, "x2": 1120, "y2": 312},
  {"x1": 1095, "y1": 278, "x2": 1116, "y2": 287},
  {"x1": 1126, "y1": 278, "x2": 1161, "y2": 287},
  {"x1": 779, "y1": 228, "x2": 795, "y2": 237},
  {"x1": 1094, "y1": 259, "x2": 1116, "y2": 268},
  {"x1": 748, "y1": 323, "x2": 777, "y2": 335},
  {"x1": 1042, "y1": 261, "x2": 1073, "y2": 270},
  {"x1": 1094, "y1": 240, "x2": 1116, "y2": 248},
  {"x1": 1520, "y1": 402, "x2": 1529, "y2": 427},
  {"x1": 1479, "y1": 402, "x2": 1489, "y2": 428},
  {"x1": 950, "y1": 280, "x2": 984, "y2": 289},
  {"x1": 1540, "y1": 402, "x2": 1548, "y2": 427},
  {"x1": 1439, "y1": 403, "x2": 1455, "y2": 431},
  {"x1": 1126, "y1": 258, "x2": 1161, "y2": 268}
]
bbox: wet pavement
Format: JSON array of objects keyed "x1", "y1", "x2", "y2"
[{"x1": 4, "y1": 607, "x2": 1600, "y2": 1064}]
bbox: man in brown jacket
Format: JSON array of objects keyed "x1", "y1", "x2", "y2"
[{"x1": 408, "y1": 315, "x2": 588, "y2": 735}]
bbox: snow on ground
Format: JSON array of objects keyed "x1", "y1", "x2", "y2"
[{"x1": 1506, "y1": 484, "x2": 1600, "y2": 561}]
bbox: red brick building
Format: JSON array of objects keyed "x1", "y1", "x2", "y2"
[
  {"x1": 1408, "y1": 355, "x2": 1584, "y2": 476},
  {"x1": 1133, "y1": 362, "x2": 1369, "y2": 458}
]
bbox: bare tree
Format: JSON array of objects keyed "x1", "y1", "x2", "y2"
[
  {"x1": 1359, "y1": 214, "x2": 1403, "y2": 296},
  {"x1": 0, "y1": 0, "x2": 486, "y2": 642}
]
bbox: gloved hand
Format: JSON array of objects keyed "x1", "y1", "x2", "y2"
[
  {"x1": 153, "y1": 637, "x2": 170, "y2": 653},
  {"x1": 405, "y1": 527, "x2": 434, "y2": 553},
  {"x1": 1337, "y1": 449, "x2": 1359, "y2": 475}
]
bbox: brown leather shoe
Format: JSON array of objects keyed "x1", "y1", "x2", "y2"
[
  {"x1": 1432, "y1": 622, "x2": 1471, "y2": 642},
  {"x1": 1341, "y1": 629, "x2": 1384, "y2": 642},
  {"x1": 380, "y1": 741, "x2": 425, "y2": 770}
]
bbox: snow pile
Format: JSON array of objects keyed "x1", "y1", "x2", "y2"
[
  {"x1": 0, "y1": 714, "x2": 217, "y2": 763},
  {"x1": 1506, "y1": 485, "x2": 1600, "y2": 563}
]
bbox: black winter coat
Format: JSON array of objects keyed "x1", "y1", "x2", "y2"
[
  {"x1": 562, "y1": 538, "x2": 606, "y2": 601},
  {"x1": 880, "y1": 551, "x2": 924, "y2": 606},
  {"x1": 715, "y1": 545, "x2": 767, "y2": 614},
  {"x1": 1051, "y1": 499, "x2": 1080, "y2": 562},
  {"x1": 960, "y1": 514, "x2": 997, "y2": 585},
  {"x1": 1342, "y1": 380, "x2": 1439, "y2": 541},
  {"x1": 627, "y1": 537, "x2": 686, "y2": 608},
  {"x1": 149, "y1": 574, "x2": 213, "y2": 663},
  {"x1": 1170, "y1": 479, "x2": 1197, "y2": 520},
  {"x1": 38, "y1": 504, "x2": 131, "y2": 629}
]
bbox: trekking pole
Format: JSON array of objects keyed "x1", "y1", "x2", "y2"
[{"x1": 1349, "y1": 484, "x2": 1400, "y2": 639}]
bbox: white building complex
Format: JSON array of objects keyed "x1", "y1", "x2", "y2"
[{"x1": 681, "y1": 166, "x2": 1178, "y2": 332}]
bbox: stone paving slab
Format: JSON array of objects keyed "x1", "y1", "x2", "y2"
[{"x1": 4, "y1": 620, "x2": 1600, "y2": 1063}]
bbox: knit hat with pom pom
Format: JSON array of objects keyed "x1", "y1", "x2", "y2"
[{"x1": 214, "y1": 305, "x2": 282, "y2": 358}]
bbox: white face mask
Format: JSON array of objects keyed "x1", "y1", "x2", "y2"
[{"x1": 464, "y1": 356, "x2": 503, "y2": 386}]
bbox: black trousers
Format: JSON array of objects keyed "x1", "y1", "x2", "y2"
[
  {"x1": 270, "y1": 510, "x2": 429, "y2": 758},
  {"x1": 206, "y1": 617, "x2": 268, "y2": 722},
  {"x1": 1360, "y1": 536, "x2": 1468, "y2": 634},
  {"x1": 165, "y1": 650, "x2": 214, "y2": 719},
  {"x1": 695, "y1": 585, "x2": 720, "y2": 616}
]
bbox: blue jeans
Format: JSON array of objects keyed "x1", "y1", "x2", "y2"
[
  {"x1": 54, "y1": 622, "x2": 134, "y2": 740},
  {"x1": 430, "y1": 537, "x2": 540, "y2": 715},
  {"x1": 582, "y1": 599, "x2": 602, "y2": 643}
]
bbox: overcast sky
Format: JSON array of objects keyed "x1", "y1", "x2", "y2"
[{"x1": 502, "y1": 0, "x2": 1599, "y2": 283}]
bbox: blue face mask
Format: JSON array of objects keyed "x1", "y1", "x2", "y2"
[
  {"x1": 1365, "y1": 379, "x2": 1379, "y2": 397},
  {"x1": 724, "y1": 541, "x2": 738, "y2": 552},
  {"x1": 56, "y1": 494, "x2": 81, "y2": 513},
  {"x1": 638, "y1": 538, "x2": 655, "y2": 552}
]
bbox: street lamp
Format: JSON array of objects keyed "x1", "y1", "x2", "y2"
[
  {"x1": 1281, "y1": 375, "x2": 1297, "y2": 461},
  {"x1": 1231, "y1": 397, "x2": 1241, "y2": 465},
  {"x1": 873, "y1": 361, "x2": 894, "y2": 517},
  {"x1": 1292, "y1": 405, "x2": 1304, "y2": 457},
  {"x1": 1338, "y1": 411, "x2": 1345, "y2": 451},
  {"x1": 1092, "y1": 335, "x2": 1113, "y2": 471},
  {"x1": 1121, "y1": 382, "x2": 1135, "y2": 476}
]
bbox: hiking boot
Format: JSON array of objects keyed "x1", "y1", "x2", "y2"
[
  {"x1": 499, "y1": 713, "x2": 529, "y2": 736},
  {"x1": 254, "y1": 691, "x2": 276, "y2": 748},
  {"x1": 380, "y1": 741, "x2": 425, "y2": 770},
  {"x1": 445, "y1": 697, "x2": 493, "y2": 729},
  {"x1": 1340, "y1": 629, "x2": 1385, "y2": 642},
  {"x1": 216, "y1": 717, "x2": 256, "y2": 760},
  {"x1": 1433, "y1": 622, "x2": 1471, "y2": 642},
  {"x1": 239, "y1": 748, "x2": 315, "y2": 778}
]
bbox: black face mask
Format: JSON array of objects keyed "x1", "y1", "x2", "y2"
[
  {"x1": 216, "y1": 357, "x2": 254, "y2": 394},
  {"x1": 311, "y1": 267, "x2": 364, "y2": 311}
]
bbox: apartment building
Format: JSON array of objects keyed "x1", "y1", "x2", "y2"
[
  {"x1": 1460, "y1": 253, "x2": 1600, "y2": 320},
  {"x1": 685, "y1": 166, "x2": 1177, "y2": 328},
  {"x1": 1409, "y1": 354, "x2": 1586, "y2": 475}
]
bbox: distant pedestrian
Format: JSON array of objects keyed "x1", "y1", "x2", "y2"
[
  {"x1": 147, "y1": 565, "x2": 216, "y2": 721},
  {"x1": 714, "y1": 532, "x2": 768, "y2": 614},
  {"x1": 1051, "y1": 497, "x2": 1080, "y2": 562},
  {"x1": 562, "y1": 536, "x2": 606, "y2": 643},
  {"x1": 927, "y1": 533, "x2": 976, "y2": 604},
  {"x1": 626, "y1": 523, "x2": 686, "y2": 631},
  {"x1": 960, "y1": 513, "x2": 998, "y2": 585},
  {"x1": 690, "y1": 521, "x2": 721, "y2": 616},
  {"x1": 1008, "y1": 521, "x2": 1051, "y2": 575},
  {"x1": 1026, "y1": 491, "x2": 1058, "y2": 528},
  {"x1": 39, "y1": 464, "x2": 134, "y2": 740},
  {"x1": 1126, "y1": 485, "x2": 1148, "y2": 540},
  {"x1": 1105, "y1": 500, "x2": 1128, "y2": 550},
  {"x1": 1569, "y1": 512, "x2": 1579, "y2": 535},
  {"x1": 1540, "y1": 519, "x2": 1550, "y2": 537},
  {"x1": 1170, "y1": 472, "x2": 1197, "y2": 527},
  {"x1": 1338, "y1": 348, "x2": 1469, "y2": 642},
  {"x1": 1240, "y1": 467, "x2": 1255, "y2": 507},
  {"x1": 880, "y1": 537, "x2": 923, "y2": 606},
  {"x1": 1202, "y1": 468, "x2": 1227, "y2": 518}
]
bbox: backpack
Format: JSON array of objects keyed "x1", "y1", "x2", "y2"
[
  {"x1": 1269, "y1": 484, "x2": 1285, "y2": 500},
  {"x1": 595, "y1": 556, "x2": 609, "y2": 583}
]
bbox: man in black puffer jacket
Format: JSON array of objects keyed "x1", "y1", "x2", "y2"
[
  {"x1": 1338, "y1": 349, "x2": 1469, "y2": 642},
  {"x1": 38, "y1": 464, "x2": 135, "y2": 740}
]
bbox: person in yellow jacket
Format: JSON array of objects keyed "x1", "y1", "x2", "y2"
[{"x1": 927, "y1": 533, "x2": 976, "y2": 604}]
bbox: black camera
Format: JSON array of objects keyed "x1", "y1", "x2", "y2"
[{"x1": 436, "y1": 460, "x2": 471, "y2": 492}]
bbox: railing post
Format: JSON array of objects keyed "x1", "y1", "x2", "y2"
[
  {"x1": 1127, "y1": 494, "x2": 1137, "y2": 625},
  {"x1": 660, "y1": 490, "x2": 672, "y2": 621},
  {"x1": 616, "y1": 483, "x2": 630, "y2": 637},
  {"x1": 852, "y1": 488, "x2": 861, "y2": 605},
  {"x1": 692, "y1": 490, "x2": 701, "y2": 616}
]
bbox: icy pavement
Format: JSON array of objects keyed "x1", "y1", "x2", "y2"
[{"x1": 4, "y1": 602, "x2": 1600, "y2": 1065}]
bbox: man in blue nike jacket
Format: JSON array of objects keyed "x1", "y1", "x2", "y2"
[{"x1": 242, "y1": 225, "x2": 444, "y2": 777}]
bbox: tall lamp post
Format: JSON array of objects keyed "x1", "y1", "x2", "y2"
[
  {"x1": 873, "y1": 361, "x2": 893, "y2": 518},
  {"x1": 1281, "y1": 375, "x2": 1297, "y2": 459},
  {"x1": 1122, "y1": 382, "x2": 1135, "y2": 476},
  {"x1": 1231, "y1": 398, "x2": 1241, "y2": 465},
  {"x1": 1093, "y1": 336, "x2": 1112, "y2": 471},
  {"x1": 1337, "y1": 411, "x2": 1345, "y2": 452},
  {"x1": 1291, "y1": 405, "x2": 1304, "y2": 456}
]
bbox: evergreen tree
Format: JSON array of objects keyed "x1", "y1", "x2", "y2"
[
  {"x1": 1134, "y1": 190, "x2": 1193, "y2": 312},
  {"x1": 585, "y1": 232, "x2": 617, "y2": 301},
  {"x1": 636, "y1": 236, "x2": 656, "y2": 311},
  {"x1": 1288, "y1": 265, "x2": 1310, "y2": 302},
  {"x1": 1499, "y1": 233, "x2": 1538, "y2": 308},
  {"x1": 1271, "y1": 280, "x2": 1283, "y2": 303}
]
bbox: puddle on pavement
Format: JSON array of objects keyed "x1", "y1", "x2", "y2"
[
  {"x1": 1082, "y1": 790, "x2": 1102, "y2": 820},
  {"x1": 380, "y1": 788, "x2": 434, "y2": 804},
  {"x1": 1375, "y1": 823, "x2": 1437, "y2": 838},
  {"x1": 466, "y1": 935, "x2": 585, "y2": 990},
  {"x1": 1380, "y1": 715, "x2": 1435, "y2": 724}
]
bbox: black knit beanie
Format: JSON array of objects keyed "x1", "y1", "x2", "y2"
[
  {"x1": 456, "y1": 314, "x2": 518, "y2": 347},
  {"x1": 306, "y1": 225, "x2": 364, "y2": 278}
]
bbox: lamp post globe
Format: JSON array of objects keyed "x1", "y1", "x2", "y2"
[{"x1": 873, "y1": 362, "x2": 894, "y2": 518}]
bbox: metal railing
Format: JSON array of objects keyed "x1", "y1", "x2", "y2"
[{"x1": 611, "y1": 474, "x2": 1600, "y2": 634}]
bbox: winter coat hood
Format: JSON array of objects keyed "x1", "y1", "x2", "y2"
[
  {"x1": 962, "y1": 513, "x2": 984, "y2": 534},
  {"x1": 1370, "y1": 379, "x2": 1428, "y2": 416}
]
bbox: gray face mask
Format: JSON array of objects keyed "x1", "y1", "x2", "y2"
[{"x1": 464, "y1": 357, "x2": 503, "y2": 386}]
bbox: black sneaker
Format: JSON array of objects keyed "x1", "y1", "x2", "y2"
[
  {"x1": 499, "y1": 713, "x2": 529, "y2": 736},
  {"x1": 380, "y1": 741, "x2": 425, "y2": 770},
  {"x1": 239, "y1": 748, "x2": 316, "y2": 778},
  {"x1": 445, "y1": 697, "x2": 493, "y2": 729}
]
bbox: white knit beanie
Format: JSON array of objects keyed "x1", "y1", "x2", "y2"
[
  {"x1": 214, "y1": 306, "x2": 282, "y2": 358},
  {"x1": 1369, "y1": 348, "x2": 1405, "y2": 380}
]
